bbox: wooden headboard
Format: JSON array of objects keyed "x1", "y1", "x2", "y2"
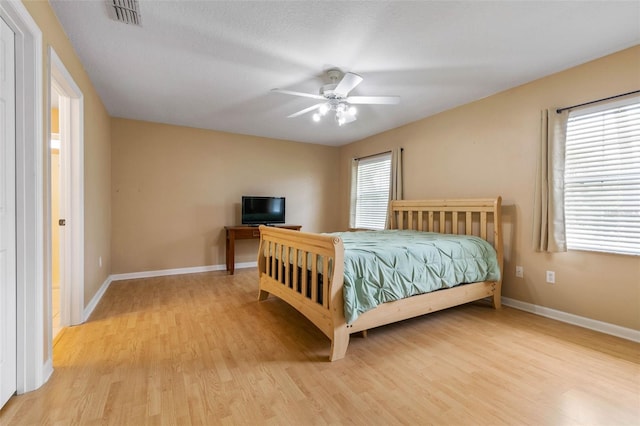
[{"x1": 389, "y1": 197, "x2": 503, "y2": 274}]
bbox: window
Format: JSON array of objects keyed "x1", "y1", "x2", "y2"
[
  {"x1": 564, "y1": 97, "x2": 640, "y2": 255},
  {"x1": 351, "y1": 152, "x2": 392, "y2": 230}
]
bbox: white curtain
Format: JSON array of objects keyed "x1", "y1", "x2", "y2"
[
  {"x1": 385, "y1": 147, "x2": 403, "y2": 228},
  {"x1": 533, "y1": 109, "x2": 569, "y2": 252},
  {"x1": 349, "y1": 158, "x2": 358, "y2": 228}
]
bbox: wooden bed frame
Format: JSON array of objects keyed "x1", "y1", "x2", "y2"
[{"x1": 257, "y1": 197, "x2": 503, "y2": 361}]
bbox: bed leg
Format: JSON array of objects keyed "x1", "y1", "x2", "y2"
[
  {"x1": 361, "y1": 330, "x2": 368, "y2": 338},
  {"x1": 491, "y1": 288, "x2": 502, "y2": 309},
  {"x1": 258, "y1": 289, "x2": 270, "y2": 301},
  {"x1": 329, "y1": 329, "x2": 350, "y2": 361}
]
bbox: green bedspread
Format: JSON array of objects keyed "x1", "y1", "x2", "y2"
[{"x1": 331, "y1": 230, "x2": 501, "y2": 324}]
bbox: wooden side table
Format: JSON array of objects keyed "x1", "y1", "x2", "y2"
[{"x1": 224, "y1": 225, "x2": 302, "y2": 275}]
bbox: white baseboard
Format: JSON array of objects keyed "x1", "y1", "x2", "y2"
[
  {"x1": 110, "y1": 261, "x2": 258, "y2": 282},
  {"x1": 502, "y1": 297, "x2": 640, "y2": 343},
  {"x1": 233, "y1": 261, "x2": 258, "y2": 271},
  {"x1": 83, "y1": 275, "x2": 113, "y2": 322},
  {"x1": 42, "y1": 358, "x2": 53, "y2": 386}
]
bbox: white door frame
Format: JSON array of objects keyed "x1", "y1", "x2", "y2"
[
  {"x1": 0, "y1": 1, "x2": 49, "y2": 392},
  {"x1": 48, "y1": 47, "x2": 84, "y2": 329},
  {"x1": 0, "y1": 13, "x2": 17, "y2": 408}
]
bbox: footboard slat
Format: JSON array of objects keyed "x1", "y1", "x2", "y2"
[
  {"x1": 322, "y1": 261, "x2": 330, "y2": 309},
  {"x1": 284, "y1": 246, "x2": 291, "y2": 288},
  {"x1": 311, "y1": 253, "x2": 318, "y2": 303},
  {"x1": 270, "y1": 243, "x2": 276, "y2": 278},
  {"x1": 277, "y1": 246, "x2": 282, "y2": 284},
  {"x1": 301, "y1": 250, "x2": 308, "y2": 299},
  {"x1": 291, "y1": 247, "x2": 299, "y2": 291}
]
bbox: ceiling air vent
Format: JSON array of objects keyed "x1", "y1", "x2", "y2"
[{"x1": 107, "y1": 0, "x2": 142, "y2": 26}]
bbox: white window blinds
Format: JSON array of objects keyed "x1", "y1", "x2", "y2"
[
  {"x1": 353, "y1": 153, "x2": 392, "y2": 230},
  {"x1": 564, "y1": 97, "x2": 640, "y2": 255}
]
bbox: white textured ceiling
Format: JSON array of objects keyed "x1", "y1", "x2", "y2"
[{"x1": 50, "y1": 1, "x2": 639, "y2": 146}]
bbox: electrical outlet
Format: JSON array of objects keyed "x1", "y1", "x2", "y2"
[
  {"x1": 546, "y1": 270, "x2": 555, "y2": 284},
  {"x1": 515, "y1": 266, "x2": 524, "y2": 278}
]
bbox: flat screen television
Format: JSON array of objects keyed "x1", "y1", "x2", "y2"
[{"x1": 241, "y1": 196, "x2": 286, "y2": 225}]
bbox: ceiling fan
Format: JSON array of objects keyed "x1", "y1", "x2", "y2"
[{"x1": 272, "y1": 69, "x2": 400, "y2": 126}]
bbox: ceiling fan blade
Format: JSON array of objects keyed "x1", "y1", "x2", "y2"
[
  {"x1": 346, "y1": 95, "x2": 401, "y2": 105},
  {"x1": 271, "y1": 88, "x2": 325, "y2": 100},
  {"x1": 334, "y1": 72, "x2": 363, "y2": 97},
  {"x1": 287, "y1": 103, "x2": 325, "y2": 118}
]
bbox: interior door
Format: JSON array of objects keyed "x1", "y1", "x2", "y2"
[{"x1": 0, "y1": 15, "x2": 17, "y2": 408}]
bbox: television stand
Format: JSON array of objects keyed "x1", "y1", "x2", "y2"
[{"x1": 224, "y1": 225, "x2": 302, "y2": 275}]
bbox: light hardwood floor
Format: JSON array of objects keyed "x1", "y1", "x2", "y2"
[{"x1": 1, "y1": 269, "x2": 638, "y2": 425}]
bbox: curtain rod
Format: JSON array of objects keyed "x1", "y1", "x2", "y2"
[
  {"x1": 354, "y1": 148, "x2": 402, "y2": 162},
  {"x1": 556, "y1": 90, "x2": 640, "y2": 114}
]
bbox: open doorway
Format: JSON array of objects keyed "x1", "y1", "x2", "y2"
[
  {"x1": 48, "y1": 47, "x2": 84, "y2": 348},
  {"x1": 50, "y1": 89, "x2": 62, "y2": 339}
]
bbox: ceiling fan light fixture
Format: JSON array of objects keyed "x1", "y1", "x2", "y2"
[
  {"x1": 311, "y1": 101, "x2": 357, "y2": 126},
  {"x1": 274, "y1": 69, "x2": 398, "y2": 126}
]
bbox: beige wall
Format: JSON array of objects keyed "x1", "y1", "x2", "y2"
[
  {"x1": 338, "y1": 46, "x2": 640, "y2": 330},
  {"x1": 111, "y1": 119, "x2": 341, "y2": 273},
  {"x1": 23, "y1": 1, "x2": 112, "y2": 307}
]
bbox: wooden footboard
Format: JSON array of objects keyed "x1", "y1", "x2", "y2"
[
  {"x1": 257, "y1": 226, "x2": 349, "y2": 360},
  {"x1": 257, "y1": 197, "x2": 503, "y2": 361}
]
